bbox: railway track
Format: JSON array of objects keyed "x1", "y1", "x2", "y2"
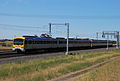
[
  {"x1": 0, "y1": 47, "x2": 117, "y2": 65},
  {"x1": 0, "y1": 50, "x2": 24, "y2": 58},
  {"x1": 0, "y1": 47, "x2": 114, "y2": 59},
  {"x1": 0, "y1": 53, "x2": 25, "y2": 58}
]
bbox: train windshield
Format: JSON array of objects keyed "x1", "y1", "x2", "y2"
[{"x1": 14, "y1": 39, "x2": 24, "y2": 45}]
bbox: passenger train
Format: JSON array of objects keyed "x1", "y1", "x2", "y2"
[{"x1": 12, "y1": 35, "x2": 115, "y2": 53}]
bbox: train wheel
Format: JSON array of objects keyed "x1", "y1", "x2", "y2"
[{"x1": 17, "y1": 50, "x2": 23, "y2": 54}]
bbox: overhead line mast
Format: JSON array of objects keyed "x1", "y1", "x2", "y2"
[
  {"x1": 102, "y1": 31, "x2": 120, "y2": 48},
  {"x1": 49, "y1": 23, "x2": 69, "y2": 55}
]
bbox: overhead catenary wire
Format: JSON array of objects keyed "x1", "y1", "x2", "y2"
[{"x1": 0, "y1": 24, "x2": 49, "y2": 34}]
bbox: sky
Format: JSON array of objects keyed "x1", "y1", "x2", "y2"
[{"x1": 0, "y1": 0, "x2": 120, "y2": 39}]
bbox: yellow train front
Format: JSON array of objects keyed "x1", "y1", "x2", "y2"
[{"x1": 12, "y1": 37, "x2": 25, "y2": 53}]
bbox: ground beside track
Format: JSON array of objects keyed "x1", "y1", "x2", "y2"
[
  {"x1": 51, "y1": 56, "x2": 120, "y2": 81},
  {"x1": 0, "y1": 48, "x2": 119, "y2": 81},
  {"x1": 0, "y1": 47, "x2": 116, "y2": 65},
  {"x1": 73, "y1": 56, "x2": 120, "y2": 81}
]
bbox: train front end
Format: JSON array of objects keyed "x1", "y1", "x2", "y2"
[{"x1": 12, "y1": 37, "x2": 25, "y2": 53}]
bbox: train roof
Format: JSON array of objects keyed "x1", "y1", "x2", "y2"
[
  {"x1": 14, "y1": 36, "x2": 115, "y2": 42},
  {"x1": 14, "y1": 37, "x2": 25, "y2": 39},
  {"x1": 77, "y1": 38, "x2": 89, "y2": 40},
  {"x1": 91, "y1": 39, "x2": 114, "y2": 42},
  {"x1": 23, "y1": 35, "x2": 38, "y2": 38},
  {"x1": 16, "y1": 36, "x2": 90, "y2": 41}
]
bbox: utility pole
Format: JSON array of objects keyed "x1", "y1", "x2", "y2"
[
  {"x1": 96, "y1": 32, "x2": 102, "y2": 40},
  {"x1": 48, "y1": 23, "x2": 70, "y2": 55},
  {"x1": 49, "y1": 23, "x2": 52, "y2": 37},
  {"x1": 96, "y1": 32, "x2": 98, "y2": 40},
  {"x1": 106, "y1": 34, "x2": 109, "y2": 50},
  {"x1": 116, "y1": 32, "x2": 119, "y2": 48},
  {"x1": 66, "y1": 23, "x2": 69, "y2": 55}
]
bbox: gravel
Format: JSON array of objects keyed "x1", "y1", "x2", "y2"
[{"x1": 0, "y1": 47, "x2": 116, "y2": 65}]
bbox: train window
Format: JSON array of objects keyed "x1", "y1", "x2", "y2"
[
  {"x1": 49, "y1": 40, "x2": 55, "y2": 44},
  {"x1": 36, "y1": 41, "x2": 39, "y2": 44},
  {"x1": 60, "y1": 41, "x2": 62, "y2": 44},
  {"x1": 40, "y1": 41, "x2": 42, "y2": 44},
  {"x1": 35, "y1": 41, "x2": 38, "y2": 44},
  {"x1": 51, "y1": 41, "x2": 53, "y2": 44},
  {"x1": 52, "y1": 41, "x2": 54, "y2": 44},
  {"x1": 47, "y1": 41, "x2": 50, "y2": 44},
  {"x1": 30, "y1": 40, "x2": 32, "y2": 44},
  {"x1": 37, "y1": 41, "x2": 39, "y2": 44},
  {"x1": 14, "y1": 39, "x2": 24, "y2": 45},
  {"x1": 25, "y1": 40, "x2": 31, "y2": 44},
  {"x1": 34, "y1": 41, "x2": 36, "y2": 44},
  {"x1": 47, "y1": 41, "x2": 49, "y2": 44},
  {"x1": 42, "y1": 41, "x2": 45, "y2": 44},
  {"x1": 38, "y1": 41, "x2": 41, "y2": 44},
  {"x1": 39, "y1": 41, "x2": 41, "y2": 44},
  {"x1": 26, "y1": 40, "x2": 32, "y2": 44},
  {"x1": 53, "y1": 41, "x2": 57, "y2": 44},
  {"x1": 55, "y1": 41, "x2": 57, "y2": 44},
  {"x1": 32, "y1": 41, "x2": 34, "y2": 44},
  {"x1": 72, "y1": 41, "x2": 75, "y2": 44},
  {"x1": 43, "y1": 40, "x2": 45, "y2": 44},
  {"x1": 46, "y1": 41, "x2": 48, "y2": 44},
  {"x1": 75, "y1": 41, "x2": 78, "y2": 44},
  {"x1": 43, "y1": 41, "x2": 45, "y2": 44},
  {"x1": 35, "y1": 41, "x2": 37, "y2": 44},
  {"x1": 59, "y1": 41, "x2": 65, "y2": 44}
]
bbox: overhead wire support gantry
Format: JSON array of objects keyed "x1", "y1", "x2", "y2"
[
  {"x1": 102, "y1": 31, "x2": 120, "y2": 49},
  {"x1": 49, "y1": 23, "x2": 70, "y2": 55}
]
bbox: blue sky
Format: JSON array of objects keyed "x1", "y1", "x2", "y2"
[{"x1": 0, "y1": 0, "x2": 120, "y2": 39}]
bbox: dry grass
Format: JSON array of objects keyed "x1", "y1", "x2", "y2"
[
  {"x1": 2, "y1": 54, "x2": 114, "y2": 81},
  {"x1": 0, "y1": 49, "x2": 120, "y2": 81},
  {"x1": 0, "y1": 46, "x2": 12, "y2": 50},
  {"x1": 0, "y1": 41, "x2": 13, "y2": 50},
  {"x1": 74, "y1": 56, "x2": 120, "y2": 81}
]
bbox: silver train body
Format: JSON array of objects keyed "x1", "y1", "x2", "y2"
[{"x1": 12, "y1": 36, "x2": 115, "y2": 53}]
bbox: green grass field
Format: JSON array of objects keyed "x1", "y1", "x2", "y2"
[{"x1": 0, "y1": 49, "x2": 120, "y2": 81}]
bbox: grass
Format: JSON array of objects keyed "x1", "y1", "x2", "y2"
[
  {"x1": 0, "y1": 41, "x2": 13, "y2": 50},
  {"x1": 0, "y1": 46, "x2": 12, "y2": 50},
  {"x1": 0, "y1": 49, "x2": 120, "y2": 81},
  {"x1": 74, "y1": 55, "x2": 120, "y2": 81}
]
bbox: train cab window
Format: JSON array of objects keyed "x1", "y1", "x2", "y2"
[{"x1": 14, "y1": 39, "x2": 24, "y2": 45}]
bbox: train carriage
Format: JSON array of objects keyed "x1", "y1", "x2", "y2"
[
  {"x1": 92, "y1": 39, "x2": 113, "y2": 47},
  {"x1": 12, "y1": 36, "x2": 115, "y2": 53}
]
